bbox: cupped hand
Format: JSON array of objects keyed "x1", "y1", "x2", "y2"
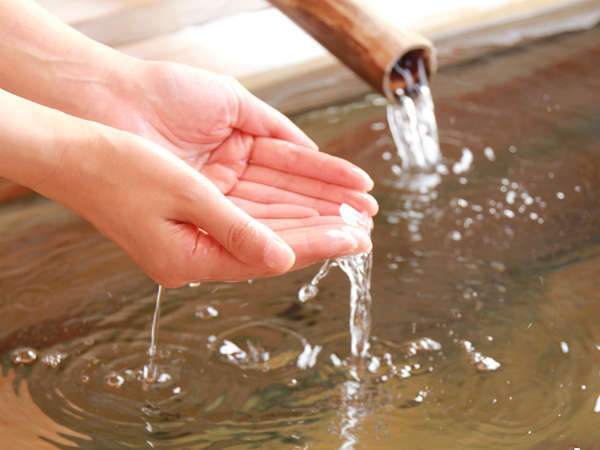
[{"x1": 83, "y1": 61, "x2": 378, "y2": 286}]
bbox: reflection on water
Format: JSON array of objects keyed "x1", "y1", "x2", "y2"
[{"x1": 1, "y1": 26, "x2": 600, "y2": 448}]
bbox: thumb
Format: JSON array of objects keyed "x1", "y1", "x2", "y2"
[{"x1": 186, "y1": 176, "x2": 295, "y2": 273}]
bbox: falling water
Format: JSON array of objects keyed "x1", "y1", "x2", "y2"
[
  {"x1": 385, "y1": 58, "x2": 441, "y2": 170},
  {"x1": 143, "y1": 284, "x2": 164, "y2": 383},
  {"x1": 299, "y1": 204, "x2": 373, "y2": 362},
  {"x1": 299, "y1": 56, "x2": 440, "y2": 366}
]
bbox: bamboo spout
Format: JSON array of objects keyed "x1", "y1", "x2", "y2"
[{"x1": 268, "y1": 0, "x2": 437, "y2": 96}]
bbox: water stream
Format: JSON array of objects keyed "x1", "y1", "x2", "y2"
[{"x1": 297, "y1": 57, "x2": 440, "y2": 376}]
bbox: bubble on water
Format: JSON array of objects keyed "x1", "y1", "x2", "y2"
[
  {"x1": 484, "y1": 146, "x2": 496, "y2": 161},
  {"x1": 41, "y1": 351, "x2": 67, "y2": 369},
  {"x1": 594, "y1": 395, "x2": 600, "y2": 413},
  {"x1": 80, "y1": 375, "x2": 90, "y2": 384},
  {"x1": 195, "y1": 305, "x2": 219, "y2": 320},
  {"x1": 560, "y1": 341, "x2": 569, "y2": 354},
  {"x1": 556, "y1": 192, "x2": 565, "y2": 200},
  {"x1": 11, "y1": 347, "x2": 37, "y2": 366},
  {"x1": 105, "y1": 372, "x2": 125, "y2": 388}
]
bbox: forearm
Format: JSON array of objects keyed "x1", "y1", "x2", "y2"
[
  {"x1": 0, "y1": 0, "x2": 136, "y2": 122},
  {"x1": 0, "y1": 87, "x2": 117, "y2": 207}
]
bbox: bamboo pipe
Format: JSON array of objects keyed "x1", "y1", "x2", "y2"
[{"x1": 268, "y1": 0, "x2": 437, "y2": 96}]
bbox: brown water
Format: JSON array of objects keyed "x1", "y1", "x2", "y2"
[{"x1": 1, "y1": 27, "x2": 600, "y2": 449}]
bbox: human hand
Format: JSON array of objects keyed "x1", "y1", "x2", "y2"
[
  {"x1": 0, "y1": 2, "x2": 379, "y2": 286},
  {"x1": 77, "y1": 61, "x2": 379, "y2": 284}
]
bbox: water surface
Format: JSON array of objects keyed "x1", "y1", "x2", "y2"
[{"x1": 1, "y1": 26, "x2": 599, "y2": 449}]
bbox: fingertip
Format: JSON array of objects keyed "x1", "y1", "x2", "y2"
[
  {"x1": 263, "y1": 236, "x2": 296, "y2": 273},
  {"x1": 352, "y1": 167, "x2": 375, "y2": 191},
  {"x1": 343, "y1": 226, "x2": 372, "y2": 254}
]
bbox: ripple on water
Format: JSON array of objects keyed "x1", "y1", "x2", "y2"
[{"x1": 17, "y1": 314, "x2": 341, "y2": 448}]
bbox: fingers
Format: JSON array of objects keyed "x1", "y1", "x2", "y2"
[
  {"x1": 182, "y1": 175, "x2": 295, "y2": 274},
  {"x1": 229, "y1": 80, "x2": 318, "y2": 150},
  {"x1": 228, "y1": 197, "x2": 319, "y2": 219},
  {"x1": 280, "y1": 224, "x2": 372, "y2": 271},
  {"x1": 259, "y1": 215, "x2": 347, "y2": 231},
  {"x1": 250, "y1": 138, "x2": 374, "y2": 191},
  {"x1": 229, "y1": 181, "x2": 341, "y2": 215},
  {"x1": 241, "y1": 165, "x2": 378, "y2": 216},
  {"x1": 165, "y1": 221, "x2": 371, "y2": 285}
]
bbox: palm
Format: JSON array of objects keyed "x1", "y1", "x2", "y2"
[
  {"x1": 106, "y1": 62, "x2": 377, "y2": 274},
  {"x1": 117, "y1": 63, "x2": 376, "y2": 220}
]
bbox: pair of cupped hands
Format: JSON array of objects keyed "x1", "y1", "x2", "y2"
[{"x1": 69, "y1": 61, "x2": 377, "y2": 287}]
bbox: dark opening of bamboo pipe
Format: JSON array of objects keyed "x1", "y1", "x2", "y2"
[{"x1": 268, "y1": 0, "x2": 437, "y2": 96}]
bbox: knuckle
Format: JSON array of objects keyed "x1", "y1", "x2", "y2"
[{"x1": 225, "y1": 221, "x2": 257, "y2": 256}]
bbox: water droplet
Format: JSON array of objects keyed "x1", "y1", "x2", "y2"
[
  {"x1": 173, "y1": 386, "x2": 181, "y2": 394},
  {"x1": 330, "y1": 353, "x2": 342, "y2": 367},
  {"x1": 556, "y1": 192, "x2": 565, "y2": 200},
  {"x1": 484, "y1": 146, "x2": 495, "y2": 161},
  {"x1": 560, "y1": 341, "x2": 569, "y2": 354},
  {"x1": 505, "y1": 191, "x2": 516, "y2": 204},
  {"x1": 475, "y1": 356, "x2": 501, "y2": 372},
  {"x1": 11, "y1": 347, "x2": 37, "y2": 366},
  {"x1": 452, "y1": 148, "x2": 473, "y2": 174},
  {"x1": 195, "y1": 305, "x2": 218, "y2": 320},
  {"x1": 450, "y1": 231, "x2": 462, "y2": 241},
  {"x1": 156, "y1": 373, "x2": 172, "y2": 384},
  {"x1": 457, "y1": 198, "x2": 468, "y2": 208},
  {"x1": 105, "y1": 372, "x2": 125, "y2": 388}
]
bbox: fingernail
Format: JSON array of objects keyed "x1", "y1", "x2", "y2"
[
  {"x1": 340, "y1": 203, "x2": 370, "y2": 228},
  {"x1": 264, "y1": 237, "x2": 295, "y2": 272},
  {"x1": 352, "y1": 167, "x2": 374, "y2": 190},
  {"x1": 342, "y1": 226, "x2": 372, "y2": 253}
]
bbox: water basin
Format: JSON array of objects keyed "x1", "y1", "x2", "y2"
[{"x1": 0, "y1": 25, "x2": 599, "y2": 449}]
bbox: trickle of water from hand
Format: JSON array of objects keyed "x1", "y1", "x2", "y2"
[
  {"x1": 298, "y1": 205, "x2": 373, "y2": 366},
  {"x1": 337, "y1": 252, "x2": 372, "y2": 359},
  {"x1": 385, "y1": 58, "x2": 441, "y2": 170},
  {"x1": 143, "y1": 284, "x2": 164, "y2": 383}
]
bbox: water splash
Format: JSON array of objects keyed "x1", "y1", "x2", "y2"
[{"x1": 385, "y1": 59, "x2": 441, "y2": 170}]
